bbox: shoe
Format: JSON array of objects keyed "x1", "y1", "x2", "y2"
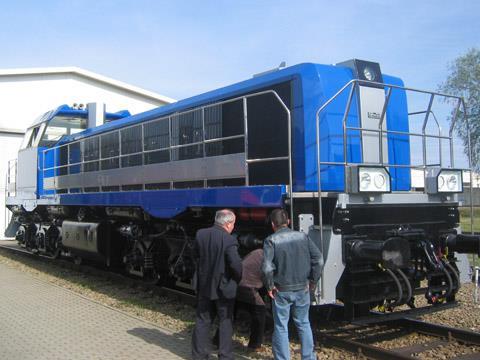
[
  {"x1": 212, "y1": 330, "x2": 219, "y2": 349},
  {"x1": 247, "y1": 345, "x2": 266, "y2": 353}
]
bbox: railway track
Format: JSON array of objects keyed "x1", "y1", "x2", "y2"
[
  {"x1": 3, "y1": 239, "x2": 480, "y2": 359},
  {"x1": 0, "y1": 239, "x2": 196, "y2": 306},
  {"x1": 317, "y1": 317, "x2": 480, "y2": 359}
]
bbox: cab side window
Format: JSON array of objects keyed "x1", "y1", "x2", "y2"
[{"x1": 20, "y1": 126, "x2": 41, "y2": 149}]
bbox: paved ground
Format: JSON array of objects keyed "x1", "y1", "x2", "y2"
[{"x1": 0, "y1": 260, "x2": 192, "y2": 360}]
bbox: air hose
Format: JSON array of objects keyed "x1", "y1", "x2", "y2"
[
  {"x1": 440, "y1": 265, "x2": 454, "y2": 298},
  {"x1": 385, "y1": 268, "x2": 403, "y2": 308},
  {"x1": 396, "y1": 268, "x2": 412, "y2": 304},
  {"x1": 444, "y1": 261, "x2": 461, "y2": 295}
]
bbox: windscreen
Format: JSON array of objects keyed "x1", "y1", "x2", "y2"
[{"x1": 38, "y1": 116, "x2": 87, "y2": 147}]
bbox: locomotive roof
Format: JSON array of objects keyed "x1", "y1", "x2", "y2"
[
  {"x1": 57, "y1": 62, "x2": 386, "y2": 145},
  {"x1": 30, "y1": 104, "x2": 130, "y2": 128}
]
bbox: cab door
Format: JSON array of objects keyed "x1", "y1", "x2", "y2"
[
  {"x1": 16, "y1": 123, "x2": 45, "y2": 201},
  {"x1": 17, "y1": 147, "x2": 38, "y2": 200}
]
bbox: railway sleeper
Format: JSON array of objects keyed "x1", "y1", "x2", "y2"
[{"x1": 318, "y1": 318, "x2": 480, "y2": 360}]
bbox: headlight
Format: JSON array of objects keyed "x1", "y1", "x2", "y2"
[
  {"x1": 363, "y1": 66, "x2": 375, "y2": 81},
  {"x1": 438, "y1": 170, "x2": 463, "y2": 193},
  {"x1": 357, "y1": 167, "x2": 391, "y2": 193},
  {"x1": 426, "y1": 168, "x2": 463, "y2": 194}
]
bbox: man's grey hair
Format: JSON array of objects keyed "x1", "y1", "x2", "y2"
[{"x1": 215, "y1": 209, "x2": 235, "y2": 226}]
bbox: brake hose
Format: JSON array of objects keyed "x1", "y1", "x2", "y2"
[
  {"x1": 441, "y1": 264, "x2": 454, "y2": 298},
  {"x1": 444, "y1": 261, "x2": 461, "y2": 295},
  {"x1": 385, "y1": 268, "x2": 403, "y2": 308},
  {"x1": 397, "y1": 268, "x2": 412, "y2": 304}
]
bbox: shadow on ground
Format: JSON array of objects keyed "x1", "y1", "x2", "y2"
[
  {"x1": 0, "y1": 246, "x2": 273, "y2": 359},
  {"x1": 127, "y1": 327, "x2": 269, "y2": 360}
]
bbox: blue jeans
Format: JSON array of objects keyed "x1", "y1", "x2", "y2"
[{"x1": 272, "y1": 289, "x2": 316, "y2": 360}]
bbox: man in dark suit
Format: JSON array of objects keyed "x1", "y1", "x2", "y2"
[{"x1": 192, "y1": 209, "x2": 242, "y2": 360}]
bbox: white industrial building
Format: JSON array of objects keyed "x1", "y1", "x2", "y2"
[{"x1": 0, "y1": 67, "x2": 174, "y2": 234}]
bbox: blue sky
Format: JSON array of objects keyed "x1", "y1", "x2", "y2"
[{"x1": 1, "y1": 0, "x2": 478, "y2": 100}]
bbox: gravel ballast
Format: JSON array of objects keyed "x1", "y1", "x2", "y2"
[{"x1": 1, "y1": 248, "x2": 479, "y2": 359}]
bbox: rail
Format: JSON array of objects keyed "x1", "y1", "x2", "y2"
[
  {"x1": 318, "y1": 317, "x2": 480, "y2": 359},
  {"x1": 315, "y1": 79, "x2": 472, "y2": 298}
]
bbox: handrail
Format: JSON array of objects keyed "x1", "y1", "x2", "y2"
[
  {"x1": 5, "y1": 159, "x2": 17, "y2": 197},
  {"x1": 42, "y1": 134, "x2": 247, "y2": 171},
  {"x1": 344, "y1": 126, "x2": 450, "y2": 140},
  {"x1": 315, "y1": 80, "x2": 356, "y2": 299},
  {"x1": 378, "y1": 87, "x2": 392, "y2": 164},
  {"x1": 315, "y1": 80, "x2": 469, "y2": 191},
  {"x1": 314, "y1": 79, "x2": 471, "y2": 299},
  {"x1": 464, "y1": 100, "x2": 474, "y2": 242},
  {"x1": 41, "y1": 90, "x2": 294, "y2": 227}
]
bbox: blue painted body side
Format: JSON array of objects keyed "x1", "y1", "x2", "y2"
[
  {"x1": 40, "y1": 63, "x2": 411, "y2": 218},
  {"x1": 58, "y1": 186, "x2": 286, "y2": 218},
  {"x1": 292, "y1": 65, "x2": 410, "y2": 191},
  {"x1": 301, "y1": 64, "x2": 363, "y2": 191}
]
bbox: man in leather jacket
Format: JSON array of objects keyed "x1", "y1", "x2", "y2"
[
  {"x1": 262, "y1": 209, "x2": 323, "y2": 360},
  {"x1": 192, "y1": 209, "x2": 242, "y2": 360}
]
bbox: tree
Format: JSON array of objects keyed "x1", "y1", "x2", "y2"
[{"x1": 438, "y1": 48, "x2": 480, "y2": 170}]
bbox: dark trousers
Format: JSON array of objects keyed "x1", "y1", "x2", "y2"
[
  {"x1": 213, "y1": 301, "x2": 266, "y2": 349},
  {"x1": 246, "y1": 303, "x2": 266, "y2": 348},
  {"x1": 192, "y1": 296, "x2": 235, "y2": 360}
]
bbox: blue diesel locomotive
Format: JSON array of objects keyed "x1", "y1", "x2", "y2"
[{"x1": 6, "y1": 59, "x2": 480, "y2": 319}]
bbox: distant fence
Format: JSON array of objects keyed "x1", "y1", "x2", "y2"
[{"x1": 459, "y1": 187, "x2": 480, "y2": 206}]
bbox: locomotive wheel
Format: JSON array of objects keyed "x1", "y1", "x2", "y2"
[
  {"x1": 157, "y1": 273, "x2": 176, "y2": 288},
  {"x1": 50, "y1": 247, "x2": 62, "y2": 260},
  {"x1": 143, "y1": 268, "x2": 162, "y2": 286},
  {"x1": 45, "y1": 247, "x2": 61, "y2": 260}
]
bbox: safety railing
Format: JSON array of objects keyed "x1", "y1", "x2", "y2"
[
  {"x1": 315, "y1": 83, "x2": 472, "y2": 238},
  {"x1": 4, "y1": 159, "x2": 17, "y2": 234},
  {"x1": 314, "y1": 79, "x2": 472, "y2": 300},
  {"x1": 316, "y1": 80, "x2": 471, "y2": 197},
  {"x1": 42, "y1": 90, "x2": 294, "y2": 223},
  {"x1": 6, "y1": 159, "x2": 17, "y2": 197}
]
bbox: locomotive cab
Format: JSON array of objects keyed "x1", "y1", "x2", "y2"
[
  {"x1": 5, "y1": 104, "x2": 130, "y2": 246},
  {"x1": 15, "y1": 107, "x2": 89, "y2": 204}
]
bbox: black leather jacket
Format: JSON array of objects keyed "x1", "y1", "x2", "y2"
[{"x1": 262, "y1": 227, "x2": 323, "y2": 292}]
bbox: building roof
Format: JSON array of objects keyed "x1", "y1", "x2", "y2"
[{"x1": 0, "y1": 66, "x2": 175, "y2": 104}]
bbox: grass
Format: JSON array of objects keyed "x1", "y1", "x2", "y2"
[
  {"x1": 459, "y1": 206, "x2": 480, "y2": 233},
  {"x1": 458, "y1": 206, "x2": 480, "y2": 268}
]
